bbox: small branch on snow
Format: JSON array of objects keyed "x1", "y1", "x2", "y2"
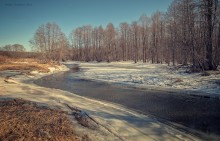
[{"x1": 62, "y1": 103, "x2": 124, "y2": 141}]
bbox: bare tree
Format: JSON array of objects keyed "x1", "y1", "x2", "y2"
[
  {"x1": 139, "y1": 14, "x2": 150, "y2": 63},
  {"x1": 131, "y1": 21, "x2": 139, "y2": 63},
  {"x1": 120, "y1": 22, "x2": 129, "y2": 61},
  {"x1": 105, "y1": 23, "x2": 116, "y2": 62},
  {"x1": 30, "y1": 22, "x2": 68, "y2": 61},
  {"x1": 200, "y1": 0, "x2": 219, "y2": 70},
  {"x1": 68, "y1": 0, "x2": 219, "y2": 71}
]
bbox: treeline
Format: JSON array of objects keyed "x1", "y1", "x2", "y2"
[
  {"x1": 0, "y1": 51, "x2": 40, "y2": 59},
  {"x1": 31, "y1": 0, "x2": 220, "y2": 71},
  {"x1": 0, "y1": 44, "x2": 26, "y2": 52}
]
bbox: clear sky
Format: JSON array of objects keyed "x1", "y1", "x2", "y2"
[{"x1": 0, "y1": 0, "x2": 172, "y2": 51}]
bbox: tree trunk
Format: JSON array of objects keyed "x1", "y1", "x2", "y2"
[{"x1": 206, "y1": 0, "x2": 214, "y2": 70}]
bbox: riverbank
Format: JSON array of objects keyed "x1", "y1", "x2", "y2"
[
  {"x1": 0, "y1": 62, "x2": 200, "y2": 140},
  {"x1": 0, "y1": 63, "x2": 120, "y2": 141}
]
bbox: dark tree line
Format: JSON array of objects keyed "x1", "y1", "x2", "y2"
[{"x1": 31, "y1": 0, "x2": 220, "y2": 71}]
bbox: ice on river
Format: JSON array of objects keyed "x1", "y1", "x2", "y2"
[{"x1": 72, "y1": 61, "x2": 220, "y2": 96}]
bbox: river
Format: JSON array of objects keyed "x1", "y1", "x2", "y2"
[{"x1": 34, "y1": 63, "x2": 220, "y2": 140}]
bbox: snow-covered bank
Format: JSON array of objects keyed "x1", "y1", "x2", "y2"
[
  {"x1": 0, "y1": 64, "x2": 69, "y2": 85},
  {"x1": 0, "y1": 67, "x2": 119, "y2": 141},
  {"x1": 0, "y1": 63, "x2": 200, "y2": 141},
  {"x1": 75, "y1": 61, "x2": 220, "y2": 96}
]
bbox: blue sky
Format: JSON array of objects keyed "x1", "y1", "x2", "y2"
[{"x1": 0, "y1": 0, "x2": 172, "y2": 51}]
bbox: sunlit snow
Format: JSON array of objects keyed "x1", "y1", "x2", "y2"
[{"x1": 73, "y1": 61, "x2": 220, "y2": 95}]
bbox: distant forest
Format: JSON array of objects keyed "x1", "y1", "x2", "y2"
[{"x1": 2, "y1": 0, "x2": 218, "y2": 71}]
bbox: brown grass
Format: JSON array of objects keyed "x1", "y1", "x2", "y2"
[
  {"x1": 0, "y1": 63, "x2": 50, "y2": 73},
  {"x1": 0, "y1": 55, "x2": 8, "y2": 63},
  {"x1": 0, "y1": 56, "x2": 59, "y2": 73},
  {"x1": 0, "y1": 99, "x2": 80, "y2": 141}
]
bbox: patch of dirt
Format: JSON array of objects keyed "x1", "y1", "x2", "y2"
[
  {"x1": 0, "y1": 99, "x2": 81, "y2": 141},
  {"x1": 173, "y1": 78, "x2": 183, "y2": 83}
]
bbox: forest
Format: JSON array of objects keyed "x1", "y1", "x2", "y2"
[{"x1": 24, "y1": 0, "x2": 220, "y2": 71}]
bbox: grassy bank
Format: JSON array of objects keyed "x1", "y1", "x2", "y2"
[{"x1": 0, "y1": 56, "x2": 59, "y2": 73}]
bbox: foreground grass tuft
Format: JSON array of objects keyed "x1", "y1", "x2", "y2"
[{"x1": 0, "y1": 99, "x2": 79, "y2": 141}]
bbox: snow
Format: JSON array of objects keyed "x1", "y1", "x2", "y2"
[
  {"x1": 0, "y1": 62, "x2": 218, "y2": 140},
  {"x1": 0, "y1": 66, "x2": 198, "y2": 141},
  {"x1": 0, "y1": 71, "x2": 199, "y2": 141},
  {"x1": 74, "y1": 62, "x2": 220, "y2": 96}
]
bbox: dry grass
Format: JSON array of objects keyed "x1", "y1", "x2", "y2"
[
  {"x1": 0, "y1": 99, "x2": 80, "y2": 141},
  {"x1": 0, "y1": 56, "x2": 58, "y2": 73},
  {"x1": 0, "y1": 63, "x2": 50, "y2": 73},
  {"x1": 0, "y1": 55, "x2": 8, "y2": 63}
]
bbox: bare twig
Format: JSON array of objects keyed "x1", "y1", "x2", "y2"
[{"x1": 62, "y1": 103, "x2": 124, "y2": 141}]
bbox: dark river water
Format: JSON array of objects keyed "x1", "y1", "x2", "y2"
[{"x1": 34, "y1": 64, "x2": 220, "y2": 141}]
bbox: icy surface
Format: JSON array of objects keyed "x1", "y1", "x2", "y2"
[
  {"x1": 74, "y1": 62, "x2": 220, "y2": 95},
  {"x1": 0, "y1": 65, "x2": 200, "y2": 141},
  {"x1": 0, "y1": 74, "x2": 198, "y2": 141}
]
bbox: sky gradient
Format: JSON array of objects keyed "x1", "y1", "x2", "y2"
[{"x1": 0, "y1": 0, "x2": 172, "y2": 51}]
